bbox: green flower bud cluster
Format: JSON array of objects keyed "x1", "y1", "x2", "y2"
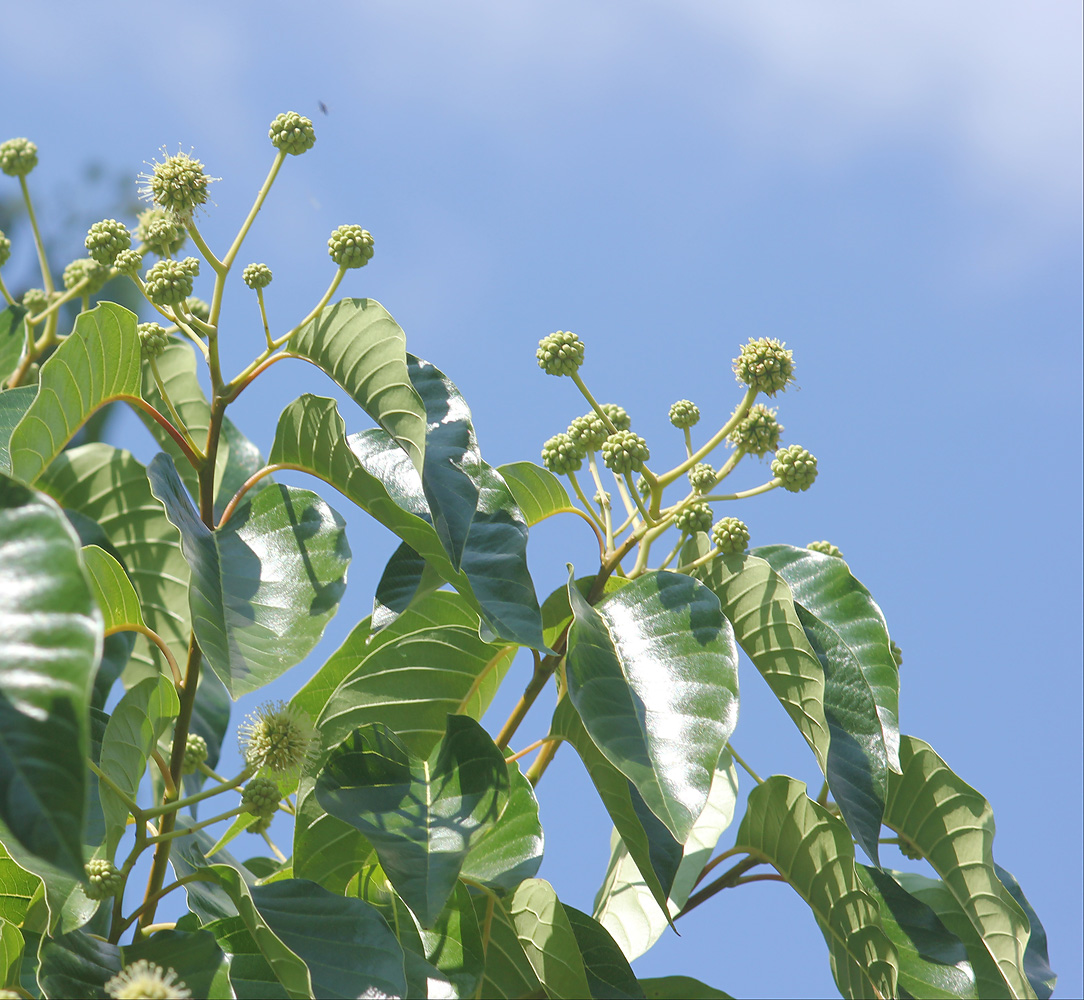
[
  {"x1": 138, "y1": 322, "x2": 170, "y2": 358},
  {"x1": 85, "y1": 219, "x2": 131, "y2": 266},
  {"x1": 635, "y1": 475, "x2": 651, "y2": 498},
  {"x1": 675, "y1": 502, "x2": 713, "y2": 534},
  {"x1": 729, "y1": 403, "x2": 783, "y2": 457},
  {"x1": 63, "y1": 257, "x2": 111, "y2": 294},
  {"x1": 105, "y1": 960, "x2": 191, "y2": 1000},
  {"x1": 242, "y1": 776, "x2": 281, "y2": 819},
  {"x1": 601, "y1": 429, "x2": 649, "y2": 475},
  {"x1": 84, "y1": 858, "x2": 124, "y2": 900},
  {"x1": 239, "y1": 700, "x2": 316, "y2": 775},
  {"x1": 668, "y1": 399, "x2": 700, "y2": 429},
  {"x1": 688, "y1": 463, "x2": 717, "y2": 493},
  {"x1": 243, "y1": 262, "x2": 273, "y2": 289},
  {"x1": 733, "y1": 337, "x2": 794, "y2": 396},
  {"x1": 142, "y1": 149, "x2": 213, "y2": 219},
  {"x1": 600, "y1": 403, "x2": 631, "y2": 432},
  {"x1": 890, "y1": 640, "x2": 903, "y2": 669},
  {"x1": 181, "y1": 733, "x2": 208, "y2": 774},
  {"x1": 184, "y1": 296, "x2": 211, "y2": 321},
  {"x1": 0, "y1": 230, "x2": 10, "y2": 268},
  {"x1": 807, "y1": 540, "x2": 842, "y2": 558},
  {"x1": 536, "y1": 330, "x2": 584, "y2": 377},
  {"x1": 144, "y1": 256, "x2": 200, "y2": 307},
  {"x1": 269, "y1": 111, "x2": 316, "y2": 155},
  {"x1": 541, "y1": 432, "x2": 584, "y2": 475},
  {"x1": 113, "y1": 248, "x2": 143, "y2": 276},
  {"x1": 135, "y1": 208, "x2": 186, "y2": 257},
  {"x1": 328, "y1": 224, "x2": 374, "y2": 268},
  {"x1": 567, "y1": 412, "x2": 607, "y2": 451},
  {"x1": 593, "y1": 489, "x2": 611, "y2": 507},
  {"x1": 771, "y1": 444, "x2": 818, "y2": 492},
  {"x1": 712, "y1": 516, "x2": 750, "y2": 554},
  {"x1": 22, "y1": 288, "x2": 49, "y2": 314},
  {"x1": 0, "y1": 138, "x2": 38, "y2": 177}
]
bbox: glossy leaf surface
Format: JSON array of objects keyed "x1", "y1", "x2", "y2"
[
  {"x1": 82, "y1": 543, "x2": 144, "y2": 633},
  {"x1": 371, "y1": 540, "x2": 443, "y2": 629},
  {"x1": 565, "y1": 905, "x2": 644, "y2": 1000},
  {"x1": 497, "y1": 460, "x2": 574, "y2": 526},
  {"x1": 509, "y1": 878, "x2": 592, "y2": 999},
  {"x1": 470, "y1": 892, "x2": 540, "y2": 999},
  {"x1": 0, "y1": 306, "x2": 26, "y2": 386},
  {"x1": 0, "y1": 386, "x2": 36, "y2": 475}
]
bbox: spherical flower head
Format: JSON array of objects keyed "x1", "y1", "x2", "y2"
[
  {"x1": 536, "y1": 331, "x2": 583, "y2": 377},
  {"x1": 771, "y1": 444, "x2": 818, "y2": 492},
  {"x1": 328, "y1": 224, "x2": 374, "y2": 269},
  {"x1": 675, "y1": 502, "x2": 713, "y2": 535},
  {"x1": 243, "y1": 776, "x2": 281, "y2": 819},
  {"x1": 0, "y1": 138, "x2": 38, "y2": 177},
  {"x1": 729, "y1": 403, "x2": 783, "y2": 457},
  {"x1": 63, "y1": 257, "x2": 111, "y2": 294},
  {"x1": 144, "y1": 257, "x2": 196, "y2": 306},
  {"x1": 243, "y1": 262, "x2": 273, "y2": 289},
  {"x1": 184, "y1": 296, "x2": 210, "y2": 321},
  {"x1": 114, "y1": 248, "x2": 143, "y2": 276},
  {"x1": 567, "y1": 412, "x2": 608, "y2": 452},
  {"x1": 688, "y1": 463, "x2": 717, "y2": 494},
  {"x1": 541, "y1": 432, "x2": 584, "y2": 476},
  {"x1": 668, "y1": 399, "x2": 700, "y2": 430},
  {"x1": 807, "y1": 540, "x2": 842, "y2": 558},
  {"x1": 181, "y1": 733, "x2": 208, "y2": 775},
  {"x1": 21, "y1": 288, "x2": 48, "y2": 314},
  {"x1": 890, "y1": 640, "x2": 903, "y2": 669},
  {"x1": 84, "y1": 858, "x2": 124, "y2": 900},
  {"x1": 105, "y1": 959, "x2": 191, "y2": 1000},
  {"x1": 733, "y1": 337, "x2": 795, "y2": 396},
  {"x1": 140, "y1": 148, "x2": 213, "y2": 220},
  {"x1": 238, "y1": 700, "x2": 316, "y2": 775},
  {"x1": 269, "y1": 111, "x2": 316, "y2": 155},
  {"x1": 135, "y1": 209, "x2": 187, "y2": 257},
  {"x1": 601, "y1": 429, "x2": 649, "y2": 475},
  {"x1": 600, "y1": 403, "x2": 631, "y2": 432},
  {"x1": 712, "y1": 516, "x2": 750, "y2": 555},
  {"x1": 85, "y1": 219, "x2": 131, "y2": 266},
  {"x1": 138, "y1": 322, "x2": 170, "y2": 359},
  {"x1": 0, "y1": 230, "x2": 10, "y2": 268}
]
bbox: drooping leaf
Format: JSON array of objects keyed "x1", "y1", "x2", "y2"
[
  {"x1": 733, "y1": 775, "x2": 898, "y2": 999},
  {"x1": 0, "y1": 306, "x2": 28, "y2": 387},
  {"x1": 315, "y1": 716, "x2": 510, "y2": 926},
  {"x1": 81, "y1": 543, "x2": 144, "y2": 633},
  {"x1": 639, "y1": 975, "x2": 735, "y2": 999},
  {"x1": 415, "y1": 882, "x2": 485, "y2": 998},
  {"x1": 0, "y1": 386, "x2": 37, "y2": 475},
  {"x1": 371, "y1": 540, "x2": 444, "y2": 629},
  {"x1": 201, "y1": 916, "x2": 290, "y2": 1000},
  {"x1": 9, "y1": 302, "x2": 142, "y2": 484},
  {"x1": 0, "y1": 472, "x2": 99, "y2": 876},
  {"x1": 147, "y1": 452, "x2": 350, "y2": 698},
  {"x1": 540, "y1": 574, "x2": 629, "y2": 651},
  {"x1": 0, "y1": 915, "x2": 23, "y2": 989},
  {"x1": 509, "y1": 879, "x2": 592, "y2": 1000},
  {"x1": 565, "y1": 906, "x2": 644, "y2": 1000},
  {"x1": 497, "y1": 461, "x2": 575, "y2": 526},
  {"x1": 470, "y1": 893, "x2": 541, "y2": 999},
  {"x1": 993, "y1": 864, "x2": 1055, "y2": 1000},
  {"x1": 565, "y1": 569, "x2": 738, "y2": 841}
]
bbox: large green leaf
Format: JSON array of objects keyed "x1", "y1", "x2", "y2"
[
  {"x1": 509, "y1": 879, "x2": 592, "y2": 1000},
  {"x1": 471, "y1": 892, "x2": 541, "y2": 999},
  {"x1": 993, "y1": 864, "x2": 1055, "y2": 999},
  {"x1": 38, "y1": 443, "x2": 190, "y2": 687},
  {"x1": 883, "y1": 736, "x2": 1036, "y2": 999},
  {"x1": 0, "y1": 306, "x2": 27, "y2": 387},
  {"x1": 9, "y1": 302, "x2": 142, "y2": 484},
  {"x1": 0, "y1": 386, "x2": 37, "y2": 475},
  {"x1": 203, "y1": 916, "x2": 290, "y2": 1000},
  {"x1": 734, "y1": 775, "x2": 898, "y2": 999},
  {"x1": 689, "y1": 543, "x2": 829, "y2": 772},
  {"x1": 415, "y1": 881, "x2": 485, "y2": 998},
  {"x1": 565, "y1": 569, "x2": 738, "y2": 842},
  {"x1": 0, "y1": 473, "x2": 99, "y2": 876},
  {"x1": 0, "y1": 841, "x2": 41, "y2": 925},
  {"x1": 0, "y1": 916, "x2": 23, "y2": 989},
  {"x1": 289, "y1": 297, "x2": 427, "y2": 474},
  {"x1": 182, "y1": 669, "x2": 231, "y2": 803},
  {"x1": 639, "y1": 975, "x2": 735, "y2": 999},
  {"x1": 315, "y1": 716, "x2": 510, "y2": 926},
  {"x1": 565, "y1": 906, "x2": 644, "y2": 1000},
  {"x1": 82, "y1": 543, "x2": 144, "y2": 633},
  {"x1": 147, "y1": 452, "x2": 350, "y2": 698},
  {"x1": 497, "y1": 461, "x2": 574, "y2": 526},
  {"x1": 371, "y1": 540, "x2": 444, "y2": 629}
]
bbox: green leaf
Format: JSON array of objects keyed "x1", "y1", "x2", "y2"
[
  {"x1": 38, "y1": 443, "x2": 191, "y2": 687},
  {"x1": 0, "y1": 841, "x2": 41, "y2": 925},
  {"x1": 497, "y1": 461, "x2": 574, "y2": 526},
  {"x1": 688, "y1": 543, "x2": 830, "y2": 773},
  {"x1": 509, "y1": 879, "x2": 592, "y2": 1000},
  {"x1": 290, "y1": 297, "x2": 427, "y2": 474},
  {"x1": 217, "y1": 412, "x2": 274, "y2": 514},
  {"x1": 0, "y1": 306, "x2": 27, "y2": 387},
  {"x1": 415, "y1": 882, "x2": 485, "y2": 998},
  {"x1": 733, "y1": 775, "x2": 898, "y2": 999},
  {"x1": 0, "y1": 386, "x2": 37, "y2": 475},
  {"x1": 564, "y1": 906, "x2": 644, "y2": 1000},
  {"x1": 9, "y1": 302, "x2": 142, "y2": 484},
  {"x1": 315, "y1": 716, "x2": 510, "y2": 926},
  {"x1": 147, "y1": 452, "x2": 350, "y2": 698},
  {"x1": 639, "y1": 975, "x2": 735, "y2": 999},
  {"x1": 202, "y1": 916, "x2": 290, "y2": 999},
  {"x1": 470, "y1": 893, "x2": 540, "y2": 999},
  {"x1": 371, "y1": 541, "x2": 444, "y2": 629},
  {"x1": 0, "y1": 472, "x2": 99, "y2": 876},
  {"x1": 993, "y1": 864, "x2": 1055, "y2": 1000},
  {"x1": 0, "y1": 916, "x2": 23, "y2": 989},
  {"x1": 565, "y1": 568, "x2": 738, "y2": 841},
  {"x1": 883, "y1": 736, "x2": 1036, "y2": 999},
  {"x1": 37, "y1": 927, "x2": 117, "y2": 1000},
  {"x1": 541, "y1": 574, "x2": 629, "y2": 651},
  {"x1": 97, "y1": 675, "x2": 179, "y2": 854},
  {"x1": 182, "y1": 669, "x2": 231, "y2": 803},
  {"x1": 81, "y1": 543, "x2": 144, "y2": 633},
  {"x1": 123, "y1": 928, "x2": 233, "y2": 1000}
]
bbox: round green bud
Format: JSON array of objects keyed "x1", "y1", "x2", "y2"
[
  {"x1": 890, "y1": 640, "x2": 903, "y2": 669},
  {"x1": 184, "y1": 296, "x2": 210, "y2": 321},
  {"x1": 269, "y1": 111, "x2": 316, "y2": 155},
  {"x1": 137, "y1": 322, "x2": 169, "y2": 358},
  {"x1": 0, "y1": 137, "x2": 38, "y2": 177},
  {"x1": 85, "y1": 219, "x2": 131, "y2": 266},
  {"x1": 135, "y1": 208, "x2": 187, "y2": 257},
  {"x1": 733, "y1": 337, "x2": 795, "y2": 396},
  {"x1": 688, "y1": 462, "x2": 717, "y2": 494},
  {"x1": 600, "y1": 403, "x2": 631, "y2": 431},
  {"x1": 635, "y1": 475, "x2": 651, "y2": 498},
  {"x1": 113, "y1": 248, "x2": 143, "y2": 276},
  {"x1": 181, "y1": 733, "x2": 208, "y2": 775},
  {"x1": 328, "y1": 224, "x2": 374, "y2": 268},
  {"x1": 63, "y1": 257, "x2": 111, "y2": 294},
  {"x1": 84, "y1": 858, "x2": 124, "y2": 900},
  {"x1": 668, "y1": 399, "x2": 700, "y2": 429},
  {"x1": 729, "y1": 403, "x2": 783, "y2": 457},
  {"x1": 144, "y1": 257, "x2": 197, "y2": 306},
  {"x1": 807, "y1": 540, "x2": 842, "y2": 558},
  {"x1": 141, "y1": 149, "x2": 213, "y2": 219},
  {"x1": 898, "y1": 838, "x2": 922, "y2": 861},
  {"x1": 243, "y1": 262, "x2": 273, "y2": 289},
  {"x1": 242, "y1": 776, "x2": 281, "y2": 819},
  {"x1": 0, "y1": 230, "x2": 10, "y2": 269},
  {"x1": 593, "y1": 489, "x2": 611, "y2": 507},
  {"x1": 541, "y1": 432, "x2": 584, "y2": 475},
  {"x1": 771, "y1": 444, "x2": 818, "y2": 492},
  {"x1": 21, "y1": 288, "x2": 48, "y2": 314},
  {"x1": 536, "y1": 330, "x2": 583, "y2": 377},
  {"x1": 601, "y1": 429, "x2": 649, "y2": 475},
  {"x1": 567, "y1": 412, "x2": 608, "y2": 451},
  {"x1": 675, "y1": 501, "x2": 713, "y2": 535},
  {"x1": 711, "y1": 516, "x2": 750, "y2": 554}
]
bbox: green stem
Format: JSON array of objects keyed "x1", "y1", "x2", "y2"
[
  {"x1": 657, "y1": 534, "x2": 687, "y2": 572},
  {"x1": 569, "y1": 372, "x2": 618, "y2": 434},
  {"x1": 115, "y1": 874, "x2": 205, "y2": 938},
  {"x1": 700, "y1": 479, "x2": 781, "y2": 503},
  {"x1": 222, "y1": 151, "x2": 286, "y2": 271},
  {"x1": 677, "y1": 855, "x2": 761, "y2": 918},
  {"x1": 147, "y1": 356, "x2": 202, "y2": 457},
  {"x1": 729, "y1": 746, "x2": 763, "y2": 784},
  {"x1": 475, "y1": 892, "x2": 497, "y2": 1000},
  {"x1": 567, "y1": 470, "x2": 606, "y2": 534},
  {"x1": 659, "y1": 387, "x2": 757, "y2": 486},
  {"x1": 20, "y1": 176, "x2": 53, "y2": 294},
  {"x1": 674, "y1": 545, "x2": 720, "y2": 576},
  {"x1": 494, "y1": 650, "x2": 557, "y2": 750},
  {"x1": 256, "y1": 287, "x2": 273, "y2": 350},
  {"x1": 140, "y1": 768, "x2": 251, "y2": 819},
  {"x1": 87, "y1": 760, "x2": 140, "y2": 816},
  {"x1": 683, "y1": 427, "x2": 694, "y2": 458},
  {"x1": 623, "y1": 471, "x2": 654, "y2": 525},
  {"x1": 0, "y1": 274, "x2": 15, "y2": 306},
  {"x1": 185, "y1": 219, "x2": 225, "y2": 274},
  {"x1": 270, "y1": 267, "x2": 345, "y2": 348},
  {"x1": 525, "y1": 736, "x2": 561, "y2": 786},
  {"x1": 144, "y1": 805, "x2": 247, "y2": 845}
]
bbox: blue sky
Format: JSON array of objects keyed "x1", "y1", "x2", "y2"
[{"x1": 5, "y1": 3, "x2": 1081, "y2": 997}]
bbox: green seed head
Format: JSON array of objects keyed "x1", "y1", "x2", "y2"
[
  {"x1": 536, "y1": 330, "x2": 584, "y2": 377},
  {"x1": 140, "y1": 148, "x2": 214, "y2": 219},
  {"x1": 600, "y1": 403, "x2": 631, "y2": 431},
  {"x1": 242, "y1": 776, "x2": 281, "y2": 819},
  {"x1": 105, "y1": 960, "x2": 191, "y2": 1000},
  {"x1": 729, "y1": 403, "x2": 783, "y2": 457},
  {"x1": 733, "y1": 337, "x2": 795, "y2": 396},
  {"x1": 63, "y1": 257, "x2": 111, "y2": 294},
  {"x1": 771, "y1": 444, "x2": 818, "y2": 492},
  {"x1": 541, "y1": 432, "x2": 584, "y2": 475},
  {"x1": 567, "y1": 412, "x2": 608, "y2": 452},
  {"x1": 135, "y1": 208, "x2": 187, "y2": 257},
  {"x1": 181, "y1": 733, "x2": 208, "y2": 775},
  {"x1": 85, "y1": 219, "x2": 131, "y2": 266},
  {"x1": 601, "y1": 429, "x2": 649, "y2": 475},
  {"x1": 269, "y1": 111, "x2": 316, "y2": 155},
  {"x1": 84, "y1": 858, "x2": 124, "y2": 900},
  {"x1": 688, "y1": 462, "x2": 717, "y2": 494},
  {"x1": 0, "y1": 230, "x2": 10, "y2": 268},
  {"x1": 144, "y1": 257, "x2": 198, "y2": 306},
  {"x1": 668, "y1": 399, "x2": 700, "y2": 430},
  {"x1": 113, "y1": 248, "x2": 143, "y2": 276},
  {"x1": 0, "y1": 138, "x2": 38, "y2": 177},
  {"x1": 328, "y1": 224, "x2": 374, "y2": 268},
  {"x1": 712, "y1": 516, "x2": 750, "y2": 554},
  {"x1": 184, "y1": 296, "x2": 210, "y2": 321},
  {"x1": 890, "y1": 640, "x2": 903, "y2": 669},
  {"x1": 238, "y1": 700, "x2": 316, "y2": 775},
  {"x1": 807, "y1": 540, "x2": 842, "y2": 558},
  {"x1": 138, "y1": 322, "x2": 170, "y2": 359},
  {"x1": 243, "y1": 262, "x2": 273, "y2": 289},
  {"x1": 21, "y1": 288, "x2": 48, "y2": 314},
  {"x1": 675, "y1": 501, "x2": 713, "y2": 535}
]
